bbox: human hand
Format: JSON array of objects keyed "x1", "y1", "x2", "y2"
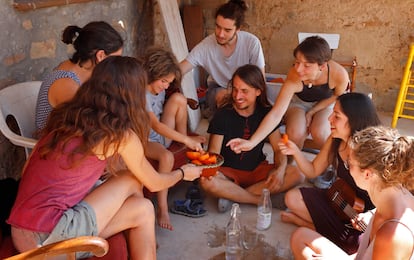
[
  {"x1": 186, "y1": 98, "x2": 199, "y2": 110},
  {"x1": 351, "y1": 211, "x2": 373, "y2": 231},
  {"x1": 180, "y1": 163, "x2": 204, "y2": 181},
  {"x1": 265, "y1": 171, "x2": 284, "y2": 193},
  {"x1": 199, "y1": 172, "x2": 217, "y2": 182},
  {"x1": 226, "y1": 138, "x2": 254, "y2": 154},
  {"x1": 278, "y1": 138, "x2": 300, "y2": 156},
  {"x1": 185, "y1": 135, "x2": 207, "y2": 152}
]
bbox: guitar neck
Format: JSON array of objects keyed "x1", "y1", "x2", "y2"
[
  {"x1": 341, "y1": 199, "x2": 367, "y2": 232},
  {"x1": 331, "y1": 188, "x2": 367, "y2": 232}
]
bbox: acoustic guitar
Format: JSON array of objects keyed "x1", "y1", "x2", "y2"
[{"x1": 326, "y1": 178, "x2": 367, "y2": 232}]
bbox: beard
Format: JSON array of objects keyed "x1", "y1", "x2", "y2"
[
  {"x1": 216, "y1": 31, "x2": 237, "y2": 46},
  {"x1": 234, "y1": 100, "x2": 249, "y2": 111}
]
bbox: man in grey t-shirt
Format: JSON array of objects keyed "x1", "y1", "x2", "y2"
[{"x1": 179, "y1": 0, "x2": 265, "y2": 117}]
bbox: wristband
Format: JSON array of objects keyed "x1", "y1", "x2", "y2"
[{"x1": 177, "y1": 167, "x2": 185, "y2": 180}]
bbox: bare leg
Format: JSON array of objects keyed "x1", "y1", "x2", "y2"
[
  {"x1": 246, "y1": 164, "x2": 305, "y2": 196},
  {"x1": 281, "y1": 188, "x2": 314, "y2": 229},
  {"x1": 157, "y1": 93, "x2": 189, "y2": 229},
  {"x1": 281, "y1": 211, "x2": 315, "y2": 230},
  {"x1": 83, "y1": 171, "x2": 156, "y2": 259},
  {"x1": 290, "y1": 227, "x2": 350, "y2": 260},
  {"x1": 161, "y1": 92, "x2": 188, "y2": 136},
  {"x1": 285, "y1": 107, "x2": 308, "y2": 149},
  {"x1": 200, "y1": 173, "x2": 261, "y2": 205},
  {"x1": 309, "y1": 106, "x2": 332, "y2": 149},
  {"x1": 145, "y1": 142, "x2": 174, "y2": 230}
]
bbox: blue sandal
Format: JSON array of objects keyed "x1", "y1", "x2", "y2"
[
  {"x1": 185, "y1": 185, "x2": 204, "y2": 202},
  {"x1": 170, "y1": 199, "x2": 207, "y2": 218}
]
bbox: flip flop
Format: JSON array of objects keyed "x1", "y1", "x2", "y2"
[
  {"x1": 185, "y1": 185, "x2": 203, "y2": 202},
  {"x1": 170, "y1": 199, "x2": 207, "y2": 218}
]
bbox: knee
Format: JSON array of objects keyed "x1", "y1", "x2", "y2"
[
  {"x1": 309, "y1": 124, "x2": 330, "y2": 144},
  {"x1": 284, "y1": 188, "x2": 300, "y2": 209},
  {"x1": 290, "y1": 227, "x2": 307, "y2": 251},
  {"x1": 159, "y1": 150, "x2": 174, "y2": 169},
  {"x1": 131, "y1": 197, "x2": 155, "y2": 225},
  {"x1": 169, "y1": 92, "x2": 187, "y2": 107},
  {"x1": 286, "y1": 124, "x2": 307, "y2": 141},
  {"x1": 199, "y1": 178, "x2": 219, "y2": 194}
]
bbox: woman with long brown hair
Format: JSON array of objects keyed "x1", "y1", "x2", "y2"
[{"x1": 8, "y1": 56, "x2": 202, "y2": 259}]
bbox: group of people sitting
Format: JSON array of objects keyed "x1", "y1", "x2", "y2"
[{"x1": 5, "y1": 0, "x2": 414, "y2": 259}]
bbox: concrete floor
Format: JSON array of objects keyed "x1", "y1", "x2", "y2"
[{"x1": 155, "y1": 113, "x2": 413, "y2": 260}]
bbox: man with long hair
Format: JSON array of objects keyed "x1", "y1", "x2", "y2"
[{"x1": 199, "y1": 64, "x2": 304, "y2": 212}]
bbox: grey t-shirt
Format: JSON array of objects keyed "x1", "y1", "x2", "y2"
[{"x1": 186, "y1": 31, "x2": 265, "y2": 88}]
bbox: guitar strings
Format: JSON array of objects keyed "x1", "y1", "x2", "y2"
[{"x1": 332, "y1": 194, "x2": 368, "y2": 231}]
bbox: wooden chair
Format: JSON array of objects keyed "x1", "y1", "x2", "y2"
[{"x1": 4, "y1": 236, "x2": 108, "y2": 260}]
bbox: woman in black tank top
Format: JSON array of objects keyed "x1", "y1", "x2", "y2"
[{"x1": 227, "y1": 36, "x2": 350, "y2": 155}]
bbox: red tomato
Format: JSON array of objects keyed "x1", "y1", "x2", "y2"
[
  {"x1": 191, "y1": 159, "x2": 203, "y2": 166},
  {"x1": 186, "y1": 151, "x2": 201, "y2": 160},
  {"x1": 204, "y1": 155, "x2": 217, "y2": 165}
]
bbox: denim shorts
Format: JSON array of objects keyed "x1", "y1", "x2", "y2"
[
  {"x1": 12, "y1": 200, "x2": 97, "y2": 259},
  {"x1": 289, "y1": 95, "x2": 334, "y2": 111}
]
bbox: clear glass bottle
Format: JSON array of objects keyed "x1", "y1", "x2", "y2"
[
  {"x1": 225, "y1": 203, "x2": 242, "y2": 260},
  {"x1": 256, "y1": 188, "x2": 272, "y2": 230}
]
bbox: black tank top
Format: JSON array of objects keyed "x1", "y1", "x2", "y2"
[{"x1": 296, "y1": 64, "x2": 334, "y2": 102}]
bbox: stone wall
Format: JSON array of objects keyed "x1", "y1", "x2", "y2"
[
  {"x1": 0, "y1": 0, "x2": 149, "y2": 179},
  {"x1": 0, "y1": 0, "x2": 150, "y2": 88}
]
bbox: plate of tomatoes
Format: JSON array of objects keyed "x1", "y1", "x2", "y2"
[{"x1": 185, "y1": 151, "x2": 224, "y2": 177}]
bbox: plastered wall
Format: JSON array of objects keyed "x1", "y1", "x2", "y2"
[{"x1": 187, "y1": 0, "x2": 414, "y2": 112}]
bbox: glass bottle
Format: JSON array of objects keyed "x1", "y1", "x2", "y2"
[
  {"x1": 225, "y1": 203, "x2": 242, "y2": 260},
  {"x1": 256, "y1": 188, "x2": 272, "y2": 230}
]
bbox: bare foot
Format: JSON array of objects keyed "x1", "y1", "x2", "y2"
[
  {"x1": 280, "y1": 211, "x2": 297, "y2": 224},
  {"x1": 280, "y1": 211, "x2": 315, "y2": 230},
  {"x1": 157, "y1": 210, "x2": 173, "y2": 231}
]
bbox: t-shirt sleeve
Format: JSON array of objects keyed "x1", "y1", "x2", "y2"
[{"x1": 186, "y1": 35, "x2": 212, "y2": 68}]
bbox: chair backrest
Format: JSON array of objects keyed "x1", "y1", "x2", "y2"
[
  {"x1": 298, "y1": 32, "x2": 340, "y2": 50},
  {"x1": 0, "y1": 81, "x2": 41, "y2": 158}
]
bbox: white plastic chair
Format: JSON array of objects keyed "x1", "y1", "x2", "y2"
[
  {"x1": 0, "y1": 81, "x2": 41, "y2": 158},
  {"x1": 298, "y1": 32, "x2": 340, "y2": 50}
]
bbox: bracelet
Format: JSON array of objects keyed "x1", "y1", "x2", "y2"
[{"x1": 177, "y1": 167, "x2": 185, "y2": 180}]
